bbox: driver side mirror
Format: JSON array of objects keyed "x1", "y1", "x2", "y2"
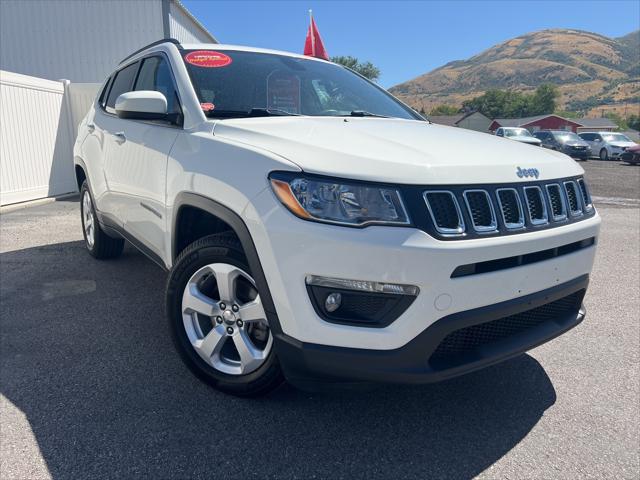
[{"x1": 115, "y1": 91, "x2": 168, "y2": 121}]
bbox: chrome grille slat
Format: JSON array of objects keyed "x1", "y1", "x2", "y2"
[
  {"x1": 463, "y1": 190, "x2": 497, "y2": 232},
  {"x1": 563, "y1": 181, "x2": 583, "y2": 216},
  {"x1": 577, "y1": 179, "x2": 593, "y2": 212},
  {"x1": 424, "y1": 191, "x2": 465, "y2": 235},
  {"x1": 545, "y1": 184, "x2": 567, "y2": 221},
  {"x1": 523, "y1": 186, "x2": 548, "y2": 225},
  {"x1": 496, "y1": 188, "x2": 524, "y2": 229}
]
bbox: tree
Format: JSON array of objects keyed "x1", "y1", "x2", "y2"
[
  {"x1": 429, "y1": 104, "x2": 460, "y2": 116},
  {"x1": 530, "y1": 84, "x2": 559, "y2": 115},
  {"x1": 627, "y1": 114, "x2": 640, "y2": 131},
  {"x1": 331, "y1": 56, "x2": 381, "y2": 81},
  {"x1": 462, "y1": 84, "x2": 559, "y2": 119}
]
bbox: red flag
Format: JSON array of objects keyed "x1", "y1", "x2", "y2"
[{"x1": 304, "y1": 15, "x2": 329, "y2": 60}]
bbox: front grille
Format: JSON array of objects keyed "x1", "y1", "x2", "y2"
[
  {"x1": 419, "y1": 176, "x2": 594, "y2": 240},
  {"x1": 424, "y1": 191, "x2": 464, "y2": 234},
  {"x1": 564, "y1": 181, "x2": 582, "y2": 216},
  {"x1": 496, "y1": 188, "x2": 524, "y2": 228},
  {"x1": 464, "y1": 190, "x2": 496, "y2": 231},
  {"x1": 546, "y1": 184, "x2": 567, "y2": 220},
  {"x1": 577, "y1": 179, "x2": 592, "y2": 211},
  {"x1": 430, "y1": 291, "x2": 584, "y2": 363},
  {"x1": 524, "y1": 186, "x2": 548, "y2": 224}
]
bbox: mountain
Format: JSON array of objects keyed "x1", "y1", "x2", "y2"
[{"x1": 389, "y1": 29, "x2": 640, "y2": 116}]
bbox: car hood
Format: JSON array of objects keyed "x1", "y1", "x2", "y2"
[
  {"x1": 213, "y1": 117, "x2": 583, "y2": 184},
  {"x1": 512, "y1": 136, "x2": 542, "y2": 145},
  {"x1": 609, "y1": 141, "x2": 636, "y2": 148},
  {"x1": 562, "y1": 140, "x2": 590, "y2": 147}
]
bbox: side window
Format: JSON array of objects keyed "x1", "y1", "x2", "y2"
[
  {"x1": 105, "y1": 62, "x2": 139, "y2": 113},
  {"x1": 496, "y1": 128, "x2": 503, "y2": 137},
  {"x1": 98, "y1": 77, "x2": 112, "y2": 107},
  {"x1": 135, "y1": 56, "x2": 181, "y2": 115}
]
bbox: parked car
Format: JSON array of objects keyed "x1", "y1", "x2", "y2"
[
  {"x1": 578, "y1": 131, "x2": 637, "y2": 161},
  {"x1": 533, "y1": 130, "x2": 591, "y2": 160},
  {"x1": 74, "y1": 39, "x2": 600, "y2": 396},
  {"x1": 620, "y1": 143, "x2": 640, "y2": 165},
  {"x1": 495, "y1": 127, "x2": 542, "y2": 146}
]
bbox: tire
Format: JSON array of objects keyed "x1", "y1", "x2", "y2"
[
  {"x1": 600, "y1": 148, "x2": 609, "y2": 161},
  {"x1": 166, "y1": 232, "x2": 284, "y2": 397},
  {"x1": 80, "y1": 181, "x2": 124, "y2": 259}
]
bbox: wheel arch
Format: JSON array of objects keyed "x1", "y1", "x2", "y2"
[{"x1": 171, "y1": 192, "x2": 283, "y2": 335}]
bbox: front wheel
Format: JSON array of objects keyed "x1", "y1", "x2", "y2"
[
  {"x1": 166, "y1": 233, "x2": 284, "y2": 396},
  {"x1": 80, "y1": 181, "x2": 124, "y2": 259},
  {"x1": 600, "y1": 148, "x2": 609, "y2": 161}
]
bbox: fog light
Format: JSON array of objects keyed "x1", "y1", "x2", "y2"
[{"x1": 325, "y1": 292, "x2": 342, "y2": 312}]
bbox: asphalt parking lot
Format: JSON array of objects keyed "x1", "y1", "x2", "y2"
[{"x1": 1, "y1": 161, "x2": 638, "y2": 479}]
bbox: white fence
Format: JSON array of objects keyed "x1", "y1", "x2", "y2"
[{"x1": 0, "y1": 70, "x2": 99, "y2": 206}]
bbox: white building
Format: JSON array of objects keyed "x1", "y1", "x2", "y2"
[
  {"x1": 0, "y1": 0, "x2": 216, "y2": 206},
  {"x1": 0, "y1": 0, "x2": 217, "y2": 83}
]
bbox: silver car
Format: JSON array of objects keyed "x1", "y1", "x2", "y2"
[
  {"x1": 578, "y1": 131, "x2": 637, "y2": 161},
  {"x1": 495, "y1": 127, "x2": 542, "y2": 146}
]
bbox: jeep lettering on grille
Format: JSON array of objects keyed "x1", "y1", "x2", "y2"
[{"x1": 516, "y1": 166, "x2": 540, "y2": 179}]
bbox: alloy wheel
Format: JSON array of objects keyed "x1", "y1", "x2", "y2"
[
  {"x1": 181, "y1": 263, "x2": 273, "y2": 375},
  {"x1": 82, "y1": 191, "x2": 95, "y2": 248}
]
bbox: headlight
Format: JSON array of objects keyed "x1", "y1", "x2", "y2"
[{"x1": 269, "y1": 173, "x2": 410, "y2": 226}]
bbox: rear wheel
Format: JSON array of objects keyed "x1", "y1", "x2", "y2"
[
  {"x1": 166, "y1": 233, "x2": 284, "y2": 396},
  {"x1": 80, "y1": 181, "x2": 124, "y2": 259},
  {"x1": 599, "y1": 148, "x2": 609, "y2": 161}
]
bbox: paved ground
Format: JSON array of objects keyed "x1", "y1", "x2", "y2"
[{"x1": 1, "y1": 160, "x2": 638, "y2": 479}]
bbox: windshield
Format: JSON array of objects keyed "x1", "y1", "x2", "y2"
[
  {"x1": 181, "y1": 50, "x2": 419, "y2": 120},
  {"x1": 603, "y1": 133, "x2": 631, "y2": 142},
  {"x1": 553, "y1": 132, "x2": 581, "y2": 142},
  {"x1": 505, "y1": 128, "x2": 531, "y2": 137}
]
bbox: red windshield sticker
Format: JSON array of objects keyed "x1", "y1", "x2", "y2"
[
  {"x1": 200, "y1": 102, "x2": 215, "y2": 112},
  {"x1": 184, "y1": 51, "x2": 232, "y2": 68}
]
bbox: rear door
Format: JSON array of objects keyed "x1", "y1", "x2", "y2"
[{"x1": 102, "y1": 54, "x2": 182, "y2": 261}]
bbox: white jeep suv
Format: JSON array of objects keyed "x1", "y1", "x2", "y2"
[{"x1": 74, "y1": 40, "x2": 600, "y2": 396}]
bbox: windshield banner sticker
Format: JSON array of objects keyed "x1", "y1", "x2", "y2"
[
  {"x1": 267, "y1": 71, "x2": 301, "y2": 114},
  {"x1": 184, "y1": 51, "x2": 232, "y2": 68}
]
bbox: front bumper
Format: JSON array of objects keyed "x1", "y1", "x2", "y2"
[
  {"x1": 275, "y1": 275, "x2": 587, "y2": 387},
  {"x1": 246, "y1": 186, "x2": 600, "y2": 351}
]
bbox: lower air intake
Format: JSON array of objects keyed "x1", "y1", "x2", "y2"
[{"x1": 430, "y1": 291, "x2": 584, "y2": 364}]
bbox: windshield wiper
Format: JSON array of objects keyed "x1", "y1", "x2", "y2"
[
  {"x1": 205, "y1": 108, "x2": 300, "y2": 118},
  {"x1": 349, "y1": 110, "x2": 389, "y2": 118}
]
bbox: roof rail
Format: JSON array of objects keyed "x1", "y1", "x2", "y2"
[{"x1": 119, "y1": 38, "x2": 182, "y2": 65}]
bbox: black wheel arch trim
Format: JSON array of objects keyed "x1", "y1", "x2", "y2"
[{"x1": 172, "y1": 192, "x2": 284, "y2": 336}]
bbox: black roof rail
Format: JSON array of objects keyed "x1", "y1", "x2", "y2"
[{"x1": 119, "y1": 38, "x2": 182, "y2": 65}]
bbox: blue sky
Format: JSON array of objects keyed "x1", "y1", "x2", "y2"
[{"x1": 183, "y1": 1, "x2": 640, "y2": 88}]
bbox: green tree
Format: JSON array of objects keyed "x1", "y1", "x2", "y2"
[
  {"x1": 331, "y1": 56, "x2": 381, "y2": 81},
  {"x1": 429, "y1": 104, "x2": 460, "y2": 116},
  {"x1": 462, "y1": 84, "x2": 559, "y2": 118},
  {"x1": 626, "y1": 114, "x2": 640, "y2": 131},
  {"x1": 530, "y1": 84, "x2": 559, "y2": 115}
]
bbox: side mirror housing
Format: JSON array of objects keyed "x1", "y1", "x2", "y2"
[{"x1": 115, "y1": 91, "x2": 168, "y2": 120}]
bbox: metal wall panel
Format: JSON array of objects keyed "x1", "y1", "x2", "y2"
[
  {"x1": 0, "y1": 0, "x2": 164, "y2": 83},
  {"x1": 169, "y1": 1, "x2": 216, "y2": 44},
  {"x1": 0, "y1": 71, "x2": 76, "y2": 205}
]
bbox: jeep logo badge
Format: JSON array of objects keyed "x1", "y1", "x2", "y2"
[{"x1": 516, "y1": 167, "x2": 540, "y2": 179}]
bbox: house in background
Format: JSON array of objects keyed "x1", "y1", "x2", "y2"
[
  {"x1": 0, "y1": 0, "x2": 216, "y2": 83},
  {"x1": 575, "y1": 118, "x2": 619, "y2": 133},
  {"x1": 429, "y1": 111, "x2": 492, "y2": 133},
  {"x1": 490, "y1": 114, "x2": 619, "y2": 134}
]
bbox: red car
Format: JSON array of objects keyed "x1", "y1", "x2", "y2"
[{"x1": 621, "y1": 144, "x2": 640, "y2": 165}]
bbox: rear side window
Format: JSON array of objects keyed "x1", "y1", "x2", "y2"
[
  {"x1": 135, "y1": 56, "x2": 181, "y2": 115},
  {"x1": 106, "y1": 62, "x2": 139, "y2": 113}
]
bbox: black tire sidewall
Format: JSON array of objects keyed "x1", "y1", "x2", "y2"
[{"x1": 166, "y1": 237, "x2": 282, "y2": 395}]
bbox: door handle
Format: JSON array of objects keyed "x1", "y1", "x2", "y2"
[
  {"x1": 87, "y1": 123, "x2": 95, "y2": 133},
  {"x1": 113, "y1": 132, "x2": 126, "y2": 144}
]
